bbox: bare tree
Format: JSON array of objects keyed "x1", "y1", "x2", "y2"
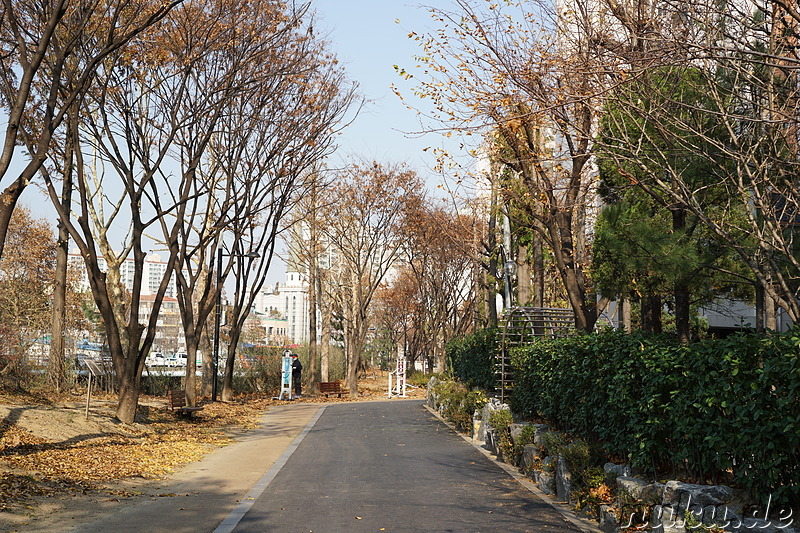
[
  {"x1": 397, "y1": 201, "x2": 481, "y2": 372},
  {"x1": 402, "y1": 0, "x2": 611, "y2": 330},
  {"x1": 161, "y1": 0, "x2": 348, "y2": 404},
  {"x1": 214, "y1": 21, "x2": 358, "y2": 402},
  {"x1": 0, "y1": 0, "x2": 182, "y2": 261},
  {"x1": 38, "y1": 0, "x2": 272, "y2": 422},
  {"x1": 319, "y1": 162, "x2": 423, "y2": 396}
]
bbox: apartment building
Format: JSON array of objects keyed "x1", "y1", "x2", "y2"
[{"x1": 69, "y1": 249, "x2": 178, "y2": 298}]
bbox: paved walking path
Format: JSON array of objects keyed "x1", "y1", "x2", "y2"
[
  {"x1": 52, "y1": 400, "x2": 588, "y2": 533},
  {"x1": 227, "y1": 400, "x2": 581, "y2": 532}
]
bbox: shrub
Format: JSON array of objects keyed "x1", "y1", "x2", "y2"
[
  {"x1": 510, "y1": 328, "x2": 800, "y2": 508},
  {"x1": 488, "y1": 409, "x2": 514, "y2": 461},
  {"x1": 447, "y1": 327, "x2": 498, "y2": 391},
  {"x1": 512, "y1": 424, "x2": 538, "y2": 462},
  {"x1": 431, "y1": 379, "x2": 488, "y2": 433},
  {"x1": 407, "y1": 371, "x2": 437, "y2": 388}
]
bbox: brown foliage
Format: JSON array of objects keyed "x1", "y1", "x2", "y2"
[{"x1": 0, "y1": 207, "x2": 86, "y2": 377}]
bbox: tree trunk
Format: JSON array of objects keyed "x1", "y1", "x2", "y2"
[
  {"x1": 320, "y1": 276, "x2": 330, "y2": 382},
  {"x1": 48, "y1": 240, "x2": 68, "y2": 392},
  {"x1": 307, "y1": 178, "x2": 320, "y2": 393},
  {"x1": 345, "y1": 271, "x2": 361, "y2": 396},
  {"x1": 48, "y1": 122, "x2": 75, "y2": 393},
  {"x1": 345, "y1": 322, "x2": 361, "y2": 397},
  {"x1": 551, "y1": 212, "x2": 596, "y2": 332},
  {"x1": 641, "y1": 294, "x2": 662, "y2": 333},
  {"x1": 185, "y1": 342, "x2": 199, "y2": 404},
  {"x1": 308, "y1": 266, "x2": 319, "y2": 393},
  {"x1": 221, "y1": 341, "x2": 236, "y2": 402},
  {"x1": 675, "y1": 283, "x2": 690, "y2": 343},
  {"x1": 755, "y1": 280, "x2": 764, "y2": 333},
  {"x1": 487, "y1": 170, "x2": 499, "y2": 328},
  {"x1": 516, "y1": 243, "x2": 531, "y2": 306},
  {"x1": 765, "y1": 289, "x2": 777, "y2": 331},
  {"x1": 622, "y1": 298, "x2": 632, "y2": 332},
  {"x1": 115, "y1": 353, "x2": 144, "y2": 424},
  {"x1": 672, "y1": 204, "x2": 690, "y2": 343},
  {"x1": 532, "y1": 233, "x2": 544, "y2": 307},
  {"x1": 200, "y1": 324, "x2": 214, "y2": 397}
]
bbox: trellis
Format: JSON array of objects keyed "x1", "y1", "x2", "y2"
[{"x1": 497, "y1": 307, "x2": 576, "y2": 403}]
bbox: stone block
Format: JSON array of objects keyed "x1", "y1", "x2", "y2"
[
  {"x1": 532, "y1": 424, "x2": 550, "y2": 447},
  {"x1": 617, "y1": 476, "x2": 648, "y2": 503},
  {"x1": 538, "y1": 471, "x2": 555, "y2": 495},
  {"x1": 509, "y1": 423, "x2": 526, "y2": 442},
  {"x1": 739, "y1": 518, "x2": 783, "y2": 533},
  {"x1": 484, "y1": 428, "x2": 496, "y2": 455},
  {"x1": 662, "y1": 480, "x2": 735, "y2": 510},
  {"x1": 714, "y1": 505, "x2": 742, "y2": 530},
  {"x1": 472, "y1": 415, "x2": 483, "y2": 443},
  {"x1": 651, "y1": 505, "x2": 684, "y2": 533},
  {"x1": 617, "y1": 476, "x2": 663, "y2": 506},
  {"x1": 604, "y1": 461, "x2": 632, "y2": 478},
  {"x1": 520, "y1": 444, "x2": 539, "y2": 472},
  {"x1": 701, "y1": 505, "x2": 721, "y2": 526},
  {"x1": 475, "y1": 399, "x2": 509, "y2": 443},
  {"x1": 555, "y1": 455, "x2": 573, "y2": 502},
  {"x1": 599, "y1": 505, "x2": 619, "y2": 533}
]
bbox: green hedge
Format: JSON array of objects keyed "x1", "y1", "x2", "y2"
[
  {"x1": 446, "y1": 327, "x2": 497, "y2": 391},
  {"x1": 511, "y1": 329, "x2": 800, "y2": 507}
]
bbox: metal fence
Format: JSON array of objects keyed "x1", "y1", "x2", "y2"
[{"x1": 497, "y1": 307, "x2": 576, "y2": 403}]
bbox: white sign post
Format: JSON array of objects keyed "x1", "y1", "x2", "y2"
[{"x1": 275, "y1": 349, "x2": 293, "y2": 400}]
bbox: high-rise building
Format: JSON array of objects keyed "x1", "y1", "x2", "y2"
[
  {"x1": 69, "y1": 249, "x2": 178, "y2": 297},
  {"x1": 252, "y1": 270, "x2": 309, "y2": 344}
]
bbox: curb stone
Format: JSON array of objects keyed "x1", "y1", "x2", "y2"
[{"x1": 423, "y1": 404, "x2": 603, "y2": 533}]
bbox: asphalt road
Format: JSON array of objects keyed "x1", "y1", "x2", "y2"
[{"x1": 226, "y1": 400, "x2": 581, "y2": 533}]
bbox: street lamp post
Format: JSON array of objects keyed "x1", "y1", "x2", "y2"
[
  {"x1": 504, "y1": 258, "x2": 515, "y2": 308},
  {"x1": 212, "y1": 248, "x2": 259, "y2": 402},
  {"x1": 499, "y1": 245, "x2": 515, "y2": 310}
]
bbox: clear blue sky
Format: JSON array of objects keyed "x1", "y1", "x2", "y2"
[{"x1": 310, "y1": 0, "x2": 457, "y2": 181}]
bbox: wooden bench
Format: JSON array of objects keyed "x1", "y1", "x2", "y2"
[
  {"x1": 167, "y1": 389, "x2": 204, "y2": 417},
  {"x1": 317, "y1": 381, "x2": 347, "y2": 398}
]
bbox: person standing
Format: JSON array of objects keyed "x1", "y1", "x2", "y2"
[{"x1": 290, "y1": 353, "x2": 302, "y2": 398}]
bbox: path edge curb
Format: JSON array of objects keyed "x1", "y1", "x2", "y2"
[{"x1": 423, "y1": 403, "x2": 604, "y2": 533}]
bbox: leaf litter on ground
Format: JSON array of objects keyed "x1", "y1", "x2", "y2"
[{"x1": 0, "y1": 394, "x2": 273, "y2": 511}]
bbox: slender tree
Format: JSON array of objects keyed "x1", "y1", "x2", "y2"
[
  {"x1": 400, "y1": 0, "x2": 610, "y2": 330},
  {"x1": 319, "y1": 162, "x2": 422, "y2": 396}
]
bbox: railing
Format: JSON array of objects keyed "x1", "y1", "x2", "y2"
[{"x1": 497, "y1": 307, "x2": 576, "y2": 403}]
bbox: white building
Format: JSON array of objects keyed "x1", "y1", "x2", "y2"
[
  {"x1": 253, "y1": 270, "x2": 310, "y2": 344},
  {"x1": 69, "y1": 249, "x2": 178, "y2": 297}
]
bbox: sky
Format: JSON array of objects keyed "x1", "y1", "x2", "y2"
[
  {"x1": 259, "y1": 0, "x2": 469, "y2": 283},
  {"x1": 309, "y1": 0, "x2": 458, "y2": 179}
]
